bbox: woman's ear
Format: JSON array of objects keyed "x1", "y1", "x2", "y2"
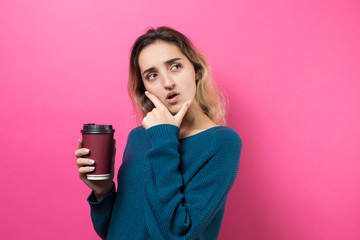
[
  {"x1": 195, "y1": 67, "x2": 202, "y2": 80},
  {"x1": 195, "y1": 70, "x2": 199, "y2": 81}
]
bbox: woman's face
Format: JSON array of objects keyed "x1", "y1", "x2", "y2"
[{"x1": 138, "y1": 41, "x2": 197, "y2": 115}]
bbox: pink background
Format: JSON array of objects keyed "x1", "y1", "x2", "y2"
[{"x1": 1, "y1": 0, "x2": 359, "y2": 239}]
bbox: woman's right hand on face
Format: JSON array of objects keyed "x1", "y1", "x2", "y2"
[{"x1": 75, "y1": 139, "x2": 116, "y2": 200}]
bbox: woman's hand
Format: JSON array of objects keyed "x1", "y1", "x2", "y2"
[
  {"x1": 142, "y1": 91, "x2": 192, "y2": 130},
  {"x1": 75, "y1": 139, "x2": 116, "y2": 201}
]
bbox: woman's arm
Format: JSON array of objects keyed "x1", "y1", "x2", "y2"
[
  {"x1": 87, "y1": 183, "x2": 116, "y2": 239},
  {"x1": 86, "y1": 138, "x2": 129, "y2": 239}
]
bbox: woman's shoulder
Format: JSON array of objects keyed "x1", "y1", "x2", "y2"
[
  {"x1": 209, "y1": 126, "x2": 242, "y2": 165},
  {"x1": 181, "y1": 125, "x2": 241, "y2": 143},
  {"x1": 207, "y1": 126, "x2": 242, "y2": 149},
  {"x1": 186, "y1": 126, "x2": 242, "y2": 167},
  {"x1": 129, "y1": 125, "x2": 145, "y2": 134},
  {"x1": 129, "y1": 125, "x2": 145, "y2": 137},
  {"x1": 180, "y1": 126, "x2": 242, "y2": 158},
  {"x1": 126, "y1": 126, "x2": 146, "y2": 141},
  {"x1": 213, "y1": 126, "x2": 242, "y2": 141}
]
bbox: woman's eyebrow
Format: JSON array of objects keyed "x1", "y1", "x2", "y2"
[
  {"x1": 142, "y1": 58, "x2": 182, "y2": 76},
  {"x1": 142, "y1": 67, "x2": 155, "y2": 76},
  {"x1": 164, "y1": 57, "x2": 182, "y2": 65}
]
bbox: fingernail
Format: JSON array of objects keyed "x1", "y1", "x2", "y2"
[
  {"x1": 84, "y1": 149, "x2": 89, "y2": 153},
  {"x1": 145, "y1": 91, "x2": 148, "y2": 95},
  {"x1": 186, "y1": 100, "x2": 192, "y2": 107},
  {"x1": 89, "y1": 167, "x2": 95, "y2": 170},
  {"x1": 88, "y1": 159, "x2": 95, "y2": 164}
]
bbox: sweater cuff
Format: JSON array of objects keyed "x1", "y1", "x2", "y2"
[
  {"x1": 87, "y1": 183, "x2": 115, "y2": 214},
  {"x1": 146, "y1": 124, "x2": 180, "y2": 146}
]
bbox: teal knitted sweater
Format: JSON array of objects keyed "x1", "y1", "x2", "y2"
[{"x1": 88, "y1": 124, "x2": 242, "y2": 240}]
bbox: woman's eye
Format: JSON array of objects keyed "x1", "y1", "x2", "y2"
[
  {"x1": 170, "y1": 64, "x2": 181, "y2": 71},
  {"x1": 147, "y1": 73, "x2": 157, "y2": 80}
]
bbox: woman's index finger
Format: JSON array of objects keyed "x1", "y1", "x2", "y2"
[
  {"x1": 78, "y1": 138, "x2": 83, "y2": 149},
  {"x1": 145, "y1": 91, "x2": 164, "y2": 108}
]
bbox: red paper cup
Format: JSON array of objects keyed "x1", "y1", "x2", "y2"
[{"x1": 81, "y1": 123, "x2": 115, "y2": 180}]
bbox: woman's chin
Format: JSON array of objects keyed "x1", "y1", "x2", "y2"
[
  {"x1": 169, "y1": 109, "x2": 178, "y2": 116},
  {"x1": 168, "y1": 106, "x2": 180, "y2": 116}
]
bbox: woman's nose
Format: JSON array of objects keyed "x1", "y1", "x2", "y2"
[{"x1": 162, "y1": 74, "x2": 175, "y2": 89}]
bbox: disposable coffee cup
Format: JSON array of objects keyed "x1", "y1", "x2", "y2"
[{"x1": 81, "y1": 123, "x2": 115, "y2": 180}]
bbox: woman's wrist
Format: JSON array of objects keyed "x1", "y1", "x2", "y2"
[{"x1": 93, "y1": 182, "x2": 114, "y2": 201}]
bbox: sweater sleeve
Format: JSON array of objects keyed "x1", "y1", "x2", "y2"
[
  {"x1": 87, "y1": 182, "x2": 115, "y2": 240},
  {"x1": 144, "y1": 124, "x2": 242, "y2": 240}
]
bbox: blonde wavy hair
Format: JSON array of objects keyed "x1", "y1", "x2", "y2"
[{"x1": 128, "y1": 26, "x2": 228, "y2": 126}]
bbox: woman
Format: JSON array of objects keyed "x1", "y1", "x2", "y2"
[{"x1": 75, "y1": 26, "x2": 242, "y2": 240}]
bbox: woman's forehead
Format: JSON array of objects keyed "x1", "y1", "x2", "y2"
[{"x1": 138, "y1": 41, "x2": 185, "y2": 69}]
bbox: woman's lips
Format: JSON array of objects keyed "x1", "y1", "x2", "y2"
[{"x1": 166, "y1": 94, "x2": 179, "y2": 104}]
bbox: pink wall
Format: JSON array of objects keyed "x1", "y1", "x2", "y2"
[{"x1": 1, "y1": 0, "x2": 359, "y2": 239}]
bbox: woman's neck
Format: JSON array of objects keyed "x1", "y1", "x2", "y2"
[{"x1": 179, "y1": 100, "x2": 217, "y2": 138}]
